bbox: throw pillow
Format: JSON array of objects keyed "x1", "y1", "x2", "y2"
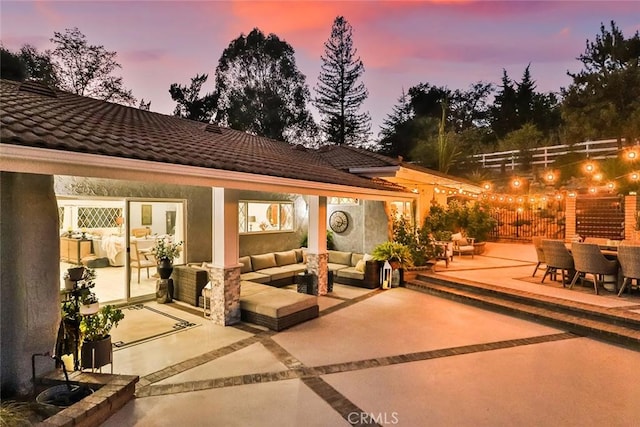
[
  {"x1": 354, "y1": 259, "x2": 366, "y2": 273},
  {"x1": 458, "y1": 238, "x2": 469, "y2": 246},
  {"x1": 363, "y1": 253, "x2": 373, "y2": 262},
  {"x1": 451, "y1": 232, "x2": 463, "y2": 242}
]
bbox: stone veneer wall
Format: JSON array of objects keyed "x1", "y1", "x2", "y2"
[
  {"x1": 306, "y1": 252, "x2": 328, "y2": 295},
  {"x1": 207, "y1": 266, "x2": 241, "y2": 326},
  {"x1": 624, "y1": 194, "x2": 640, "y2": 241}
]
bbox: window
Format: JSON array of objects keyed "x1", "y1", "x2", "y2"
[
  {"x1": 328, "y1": 197, "x2": 358, "y2": 205},
  {"x1": 391, "y1": 201, "x2": 412, "y2": 220},
  {"x1": 77, "y1": 207, "x2": 123, "y2": 228},
  {"x1": 239, "y1": 201, "x2": 294, "y2": 233}
]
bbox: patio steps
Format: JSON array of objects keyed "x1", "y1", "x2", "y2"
[{"x1": 405, "y1": 274, "x2": 640, "y2": 350}]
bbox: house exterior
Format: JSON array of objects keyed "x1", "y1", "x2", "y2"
[{"x1": 0, "y1": 79, "x2": 480, "y2": 395}]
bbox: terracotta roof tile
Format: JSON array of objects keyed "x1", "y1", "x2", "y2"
[{"x1": 0, "y1": 80, "x2": 405, "y2": 193}]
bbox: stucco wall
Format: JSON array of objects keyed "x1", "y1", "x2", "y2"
[
  {"x1": 1, "y1": 172, "x2": 60, "y2": 396},
  {"x1": 329, "y1": 200, "x2": 389, "y2": 254}
]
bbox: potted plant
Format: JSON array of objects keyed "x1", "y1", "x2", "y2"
[
  {"x1": 79, "y1": 304, "x2": 124, "y2": 370},
  {"x1": 153, "y1": 236, "x2": 183, "y2": 279},
  {"x1": 372, "y1": 241, "x2": 413, "y2": 269}
]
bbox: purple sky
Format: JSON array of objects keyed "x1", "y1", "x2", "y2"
[{"x1": 2, "y1": 1, "x2": 639, "y2": 136}]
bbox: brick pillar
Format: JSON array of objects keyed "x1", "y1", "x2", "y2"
[
  {"x1": 624, "y1": 195, "x2": 639, "y2": 241},
  {"x1": 207, "y1": 265, "x2": 241, "y2": 326},
  {"x1": 306, "y1": 252, "x2": 328, "y2": 295},
  {"x1": 565, "y1": 196, "x2": 576, "y2": 241}
]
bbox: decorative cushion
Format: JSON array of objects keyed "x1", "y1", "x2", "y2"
[
  {"x1": 250, "y1": 253, "x2": 277, "y2": 271},
  {"x1": 458, "y1": 237, "x2": 469, "y2": 246},
  {"x1": 328, "y1": 250, "x2": 352, "y2": 265},
  {"x1": 274, "y1": 250, "x2": 297, "y2": 266},
  {"x1": 354, "y1": 259, "x2": 366, "y2": 273},
  {"x1": 363, "y1": 253, "x2": 373, "y2": 262},
  {"x1": 239, "y1": 256, "x2": 252, "y2": 273},
  {"x1": 451, "y1": 232, "x2": 463, "y2": 241},
  {"x1": 294, "y1": 248, "x2": 304, "y2": 263},
  {"x1": 351, "y1": 253, "x2": 364, "y2": 267}
]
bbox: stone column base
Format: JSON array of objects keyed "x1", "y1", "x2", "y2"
[
  {"x1": 205, "y1": 265, "x2": 241, "y2": 326},
  {"x1": 306, "y1": 252, "x2": 328, "y2": 295}
]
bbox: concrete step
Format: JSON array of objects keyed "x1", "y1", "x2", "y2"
[{"x1": 406, "y1": 275, "x2": 640, "y2": 350}]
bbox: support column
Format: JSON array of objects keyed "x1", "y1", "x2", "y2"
[
  {"x1": 1, "y1": 172, "x2": 60, "y2": 396},
  {"x1": 307, "y1": 196, "x2": 328, "y2": 295},
  {"x1": 565, "y1": 196, "x2": 576, "y2": 241},
  {"x1": 208, "y1": 188, "x2": 241, "y2": 326},
  {"x1": 624, "y1": 194, "x2": 639, "y2": 241}
]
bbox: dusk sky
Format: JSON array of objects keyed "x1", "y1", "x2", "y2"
[{"x1": 2, "y1": 1, "x2": 639, "y2": 136}]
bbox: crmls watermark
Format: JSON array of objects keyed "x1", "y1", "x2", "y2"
[{"x1": 347, "y1": 411, "x2": 399, "y2": 425}]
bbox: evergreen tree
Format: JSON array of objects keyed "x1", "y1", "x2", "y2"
[
  {"x1": 169, "y1": 74, "x2": 217, "y2": 122},
  {"x1": 377, "y1": 89, "x2": 413, "y2": 156},
  {"x1": 314, "y1": 16, "x2": 371, "y2": 146},
  {"x1": 490, "y1": 70, "x2": 518, "y2": 139}
]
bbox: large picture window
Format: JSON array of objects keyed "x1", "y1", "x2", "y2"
[{"x1": 239, "y1": 201, "x2": 294, "y2": 233}]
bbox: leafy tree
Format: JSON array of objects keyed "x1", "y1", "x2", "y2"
[
  {"x1": 214, "y1": 28, "x2": 316, "y2": 143},
  {"x1": 449, "y1": 81, "x2": 494, "y2": 133},
  {"x1": 0, "y1": 45, "x2": 58, "y2": 86},
  {"x1": 0, "y1": 47, "x2": 26, "y2": 81},
  {"x1": 18, "y1": 45, "x2": 59, "y2": 87},
  {"x1": 51, "y1": 27, "x2": 136, "y2": 105},
  {"x1": 562, "y1": 21, "x2": 640, "y2": 147},
  {"x1": 169, "y1": 74, "x2": 217, "y2": 122},
  {"x1": 314, "y1": 16, "x2": 371, "y2": 146}
]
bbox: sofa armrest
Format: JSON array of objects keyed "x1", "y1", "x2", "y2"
[{"x1": 363, "y1": 260, "x2": 380, "y2": 288}]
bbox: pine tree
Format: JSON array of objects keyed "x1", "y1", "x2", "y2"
[
  {"x1": 314, "y1": 16, "x2": 371, "y2": 146},
  {"x1": 377, "y1": 89, "x2": 414, "y2": 156}
]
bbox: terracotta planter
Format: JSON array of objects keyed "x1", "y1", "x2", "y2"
[{"x1": 81, "y1": 335, "x2": 112, "y2": 370}]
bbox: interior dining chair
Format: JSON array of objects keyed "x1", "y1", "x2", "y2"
[
  {"x1": 617, "y1": 244, "x2": 640, "y2": 297},
  {"x1": 540, "y1": 239, "x2": 574, "y2": 286},
  {"x1": 569, "y1": 242, "x2": 619, "y2": 295},
  {"x1": 532, "y1": 236, "x2": 546, "y2": 277},
  {"x1": 130, "y1": 241, "x2": 156, "y2": 284}
]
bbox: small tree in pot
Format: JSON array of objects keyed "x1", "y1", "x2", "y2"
[{"x1": 79, "y1": 305, "x2": 124, "y2": 370}]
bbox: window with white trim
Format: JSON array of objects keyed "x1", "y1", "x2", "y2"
[
  {"x1": 239, "y1": 201, "x2": 294, "y2": 233},
  {"x1": 328, "y1": 197, "x2": 359, "y2": 205}
]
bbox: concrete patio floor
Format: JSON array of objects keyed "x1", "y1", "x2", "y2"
[{"x1": 102, "y1": 242, "x2": 640, "y2": 426}]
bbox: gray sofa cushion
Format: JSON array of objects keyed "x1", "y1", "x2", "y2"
[
  {"x1": 274, "y1": 250, "x2": 297, "y2": 266},
  {"x1": 240, "y1": 288, "x2": 317, "y2": 318},
  {"x1": 240, "y1": 271, "x2": 271, "y2": 284},
  {"x1": 251, "y1": 253, "x2": 277, "y2": 271},
  {"x1": 327, "y1": 262, "x2": 350, "y2": 272},
  {"x1": 336, "y1": 266, "x2": 365, "y2": 280},
  {"x1": 239, "y1": 256, "x2": 253, "y2": 273},
  {"x1": 257, "y1": 266, "x2": 298, "y2": 282},
  {"x1": 328, "y1": 250, "x2": 352, "y2": 265}
]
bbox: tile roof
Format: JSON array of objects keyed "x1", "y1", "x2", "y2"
[{"x1": 0, "y1": 79, "x2": 405, "y2": 193}]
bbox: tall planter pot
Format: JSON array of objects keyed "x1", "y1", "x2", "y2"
[
  {"x1": 157, "y1": 258, "x2": 174, "y2": 280},
  {"x1": 80, "y1": 335, "x2": 112, "y2": 370}
]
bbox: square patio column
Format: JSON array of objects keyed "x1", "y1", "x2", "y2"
[
  {"x1": 306, "y1": 195, "x2": 329, "y2": 295},
  {"x1": 207, "y1": 187, "x2": 241, "y2": 326}
]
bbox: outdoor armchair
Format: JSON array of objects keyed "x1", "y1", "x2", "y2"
[
  {"x1": 617, "y1": 244, "x2": 640, "y2": 296},
  {"x1": 541, "y1": 239, "x2": 574, "y2": 286},
  {"x1": 451, "y1": 233, "x2": 475, "y2": 258},
  {"x1": 569, "y1": 242, "x2": 619, "y2": 295}
]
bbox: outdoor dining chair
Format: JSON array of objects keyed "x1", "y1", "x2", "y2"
[
  {"x1": 541, "y1": 239, "x2": 574, "y2": 286},
  {"x1": 617, "y1": 244, "x2": 640, "y2": 297},
  {"x1": 569, "y1": 242, "x2": 619, "y2": 295},
  {"x1": 532, "y1": 236, "x2": 546, "y2": 277}
]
